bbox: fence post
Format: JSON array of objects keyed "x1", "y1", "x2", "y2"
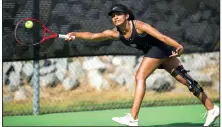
[
  {"x1": 33, "y1": 61, "x2": 40, "y2": 115},
  {"x1": 32, "y1": 0, "x2": 40, "y2": 115}
]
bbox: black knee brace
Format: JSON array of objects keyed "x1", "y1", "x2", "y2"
[{"x1": 171, "y1": 65, "x2": 203, "y2": 97}]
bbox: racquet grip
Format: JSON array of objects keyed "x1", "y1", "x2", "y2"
[{"x1": 58, "y1": 34, "x2": 75, "y2": 40}]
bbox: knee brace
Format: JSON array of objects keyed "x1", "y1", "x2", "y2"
[{"x1": 171, "y1": 65, "x2": 203, "y2": 97}]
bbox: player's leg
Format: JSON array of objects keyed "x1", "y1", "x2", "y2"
[
  {"x1": 112, "y1": 57, "x2": 165, "y2": 126},
  {"x1": 161, "y1": 57, "x2": 219, "y2": 126},
  {"x1": 131, "y1": 57, "x2": 164, "y2": 119},
  {"x1": 161, "y1": 57, "x2": 213, "y2": 109}
]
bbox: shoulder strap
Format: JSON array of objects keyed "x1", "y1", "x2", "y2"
[{"x1": 130, "y1": 20, "x2": 137, "y2": 40}]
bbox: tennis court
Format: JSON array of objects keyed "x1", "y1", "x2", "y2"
[{"x1": 3, "y1": 104, "x2": 220, "y2": 126}]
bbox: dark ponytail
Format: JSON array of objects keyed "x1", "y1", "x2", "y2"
[{"x1": 128, "y1": 9, "x2": 135, "y2": 20}]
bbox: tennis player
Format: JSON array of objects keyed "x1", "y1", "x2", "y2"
[{"x1": 65, "y1": 4, "x2": 219, "y2": 126}]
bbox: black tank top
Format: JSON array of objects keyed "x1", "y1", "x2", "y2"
[{"x1": 117, "y1": 20, "x2": 171, "y2": 53}]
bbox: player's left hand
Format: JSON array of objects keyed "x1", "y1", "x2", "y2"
[{"x1": 169, "y1": 46, "x2": 184, "y2": 57}]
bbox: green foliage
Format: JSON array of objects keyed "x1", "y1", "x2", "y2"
[{"x1": 3, "y1": 97, "x2": 219, "y2": 116}]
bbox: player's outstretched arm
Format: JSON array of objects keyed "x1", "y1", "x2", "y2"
[{"x1": 65, "y1": 30, "x2": 119, "y2": 42}]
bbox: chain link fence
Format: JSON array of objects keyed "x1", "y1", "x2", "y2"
[
  {"x1": 3, "y1": 0, "x2": 219, "y2": 61},
  {"x1": 3, "y1": 52, "x2": 219, "y2": 116}
]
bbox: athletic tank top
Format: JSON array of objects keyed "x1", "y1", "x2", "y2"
[{"x1": 117, "y1": 20, "x2": 171, "y2": 53}]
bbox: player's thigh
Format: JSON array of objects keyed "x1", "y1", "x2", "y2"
[
  {"x1": 161, "y1": 57, "x2": 182, "y2": 73},
  {"x1": 161, "y1": 57, "x2": 187, "y2": 85},
  {"x1": 136, "y1": 57, "x2": 165, "y2": 79}
]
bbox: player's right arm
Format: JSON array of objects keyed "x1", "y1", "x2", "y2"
[{"x1": 65, "y1": 29, "x2": 119, "y2": 42}]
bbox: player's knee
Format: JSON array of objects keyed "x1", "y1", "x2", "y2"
[
  {"x1": 171, "y1": 65, "x2": 203, "y2": 97},
  {"x1": 135, "y1": 74, "x2": 143, "y2": 82},
  {"x1": 135, "y1": 73, "x2": 146, "y2": 82},
  {"x1": 175, "y1": 76, "x2": 187, "y2": 85}
]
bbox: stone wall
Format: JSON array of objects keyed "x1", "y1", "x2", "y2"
[{"x1": 3, "y1": 52, "x2": 219, "y2": 101}]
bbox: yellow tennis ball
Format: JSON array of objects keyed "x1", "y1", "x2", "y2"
[{"x1": 25, "y1": 21, "x2": 33, "y2": 29}]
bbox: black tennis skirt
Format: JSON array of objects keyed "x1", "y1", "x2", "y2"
[
  {"x1": 144, "y1": 45, "x2": 175, "y2": 59},
  {"x1": 142, "y1": 45, "x2": 176, "y2": 69}
]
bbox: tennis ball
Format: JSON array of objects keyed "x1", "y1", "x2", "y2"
[{"x1": 25, "y1": 21, "x2": 33, "y2": 29}]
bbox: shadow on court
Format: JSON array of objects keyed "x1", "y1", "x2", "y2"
[
  {"x1": 156, "y1": 122, "x2": 219, "y2": 126},
  {"x1": 163, "y1": 122, "x2": 203, "y2": 126}
]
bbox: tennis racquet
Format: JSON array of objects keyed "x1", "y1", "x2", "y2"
[{"x1": 14, "y1": 18, "x2": 75, "y2": 46}]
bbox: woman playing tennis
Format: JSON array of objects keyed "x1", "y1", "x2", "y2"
[{"x1": 65, "y1": 4, "x2": 219, "y2": 126}]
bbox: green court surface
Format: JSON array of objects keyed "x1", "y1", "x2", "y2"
[{"x1": 3, "y1": 104, "x2": 220, "y2": 126}]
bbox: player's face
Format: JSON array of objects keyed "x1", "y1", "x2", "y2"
[{"x1": 111, "y1": 12, "x2": 128, "y2": 27}]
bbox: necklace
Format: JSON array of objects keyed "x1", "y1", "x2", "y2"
[{"x1": 122, "y1": 22, "x2": 131, "y2": 34}]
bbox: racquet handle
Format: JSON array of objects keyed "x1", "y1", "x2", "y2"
[{"x1": 58, "y1": 34, "x2": 75, "y2": 40}]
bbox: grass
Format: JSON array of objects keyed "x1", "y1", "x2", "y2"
[{"x1": 3, "y1": 104, "x2": 220, "y2": 126}]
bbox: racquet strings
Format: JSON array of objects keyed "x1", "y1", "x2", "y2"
[{"x1": 15, "y1": 20, "x2": 44, "y2": 46}]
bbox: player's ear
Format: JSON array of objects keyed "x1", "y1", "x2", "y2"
[{"x1": 126, "y1": 14, "x2": 129, "y2": 20}]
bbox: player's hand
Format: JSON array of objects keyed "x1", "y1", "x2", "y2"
[
  {"x1": 169, "y1": 46, "x2": 184, "y2": 57},
  {"x1": 65, "y1": 32, "x2": 76, "y2": 42}
]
